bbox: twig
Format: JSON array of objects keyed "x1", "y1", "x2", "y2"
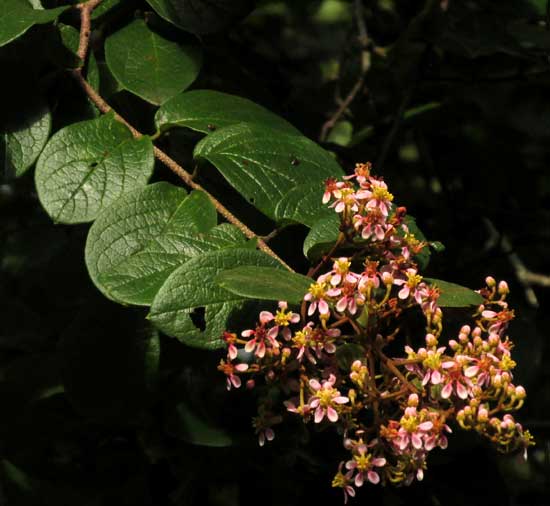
[
  {"x1": 483, "y1": 218, "x2": 550, "y2": 307},
  {"x1": 72, "y1": 0, "x2": 292, "y2": 271},
  {"x1": 319, "y1": 0, "x2": 370, "y2": 142}
]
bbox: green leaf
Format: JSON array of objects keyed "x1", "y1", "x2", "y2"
[
  {"x1": 86, "y1": 182, "x2": 246, "y2": 306},
  {"x1": 424, "y1": 278, "x2": 483, "y2": 307},
  {"x1": 35, "y1": 113, "x2": 154, "y2": 224},
  {"x1": 105, "y1": 19, "x2": 202, "y2": 105},
  {"x1": 216, "y1": 266, "x2": 311, "y2": 304},
  {"x1": 92, "y1": 0, "x2": 122, "y2": 19},
  {"x1": 303, "y1": 213, "x2": 340, "y2": 259},
  {"x1": 2, "y1": 96, "x2": 51, "y2": 179},
  {"x1": 149, "y1": 249, "x2": 283, "y2": 349},
  {"x1": 155, "y1": 89, "x2": 299, "y2": 135},
  {"x1": 0, "y1": 0, "x2": 69, "y2": 48},
  {"x1": 167, "y1": 402, "x2": 232, "y2": 447},
  {"x1": 194, "y1": 123, "x2": 343, "y2": 220},
  {"x1": 145, "y1": 0, "x2": 254, "y2": 34},
  {"x1": 274, "y1": 181, "x2": 334, "y2": 227}
]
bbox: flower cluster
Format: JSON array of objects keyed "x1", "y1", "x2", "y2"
[{"x1": 217, "y1": 163, "x2": 533, "y2": 502}]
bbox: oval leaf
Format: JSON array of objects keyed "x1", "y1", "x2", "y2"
[
  {"x1": 303, "y1": 213, "x2": 340, "y2": 259},
  {"x1": 0, "y1": 0, "x2": 69, "y2": 48},
  {"x1": 105, "y1": 19, "x2": 202, "y2": 105},
  {"x1": 217, "y1": 266, "x2": 311, "y2": 305},
  {"x1": 274, "y1": 181, "x2": 334, "y2": 227},
  {"x1": 35, "y1": 113, "x2": 154, "y2": 224},
  {"x1": 424, "y1": 278, "x2": 483, "y2": 307},
  {"x1": 146, "y1": 0, "x2": 254, "y2": 34},
  {"x1": 155, "y1": 89, "x2": 299, "y2": 135},
  {"x1": 86, "y1": 182, "x2": 246, "y2": 306},
  {"x1": 149, "y1": 249, "x2": 282, "y2": 349},
  {"x1": 194, "y1": 123, "x2": 343, "y2": 220},
  {"x1": 2, "y1": 96, "x2": 51, "y2": 179}
]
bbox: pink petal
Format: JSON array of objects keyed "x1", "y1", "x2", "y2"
[
  {"x1": 355, "y1": 473, "x2": 364, "y2": 487},
  {"x1": 260, "y1": 311, "x2": 274, "y2": 323},
  {"x1": 256, "y1": 342, "x2": 266, "y2": 358},
  {"x1": 322, "y1": 192, "x2": 331, "y2": 204},
  {"x1": 336, "y1": 297, "x2": 348, "y2": 313},
  {"x1": 290, "y1": 314, "x2": 300, "y2": 323},
  {"x1": 431, "y1": 370, "x2": 442, "y2": 385},
  {"x1": 241, "y1": 329, "x2": 254, "y2": 338},
  {"x1": 244, "y1": 340, "x2": 256, "y2": 353},
  {"x1": 335, "y1": 201, "x2": 346, "y2": 213},
  {"x1": 307, "y1": 302, "x2": 316, "y2": 316},
  {"x1": 266, "y1": 428, "x2": 275, "y2": 441},
  {"x1": 398, "y1": 286, "x2": 409, "y2": 299},
  {"x1": 331, "y1": 274, "x2": 342, "y2": 286},
  {"x1": 334, "y1": 396, "x2": 349, "y2": 404},
  {"x1": 418, "y1": 421, "x2": 433, "y2": 431},
  {"x1": 231, "y1": 375, "x2": 241, "y2": 389},
  {"x1": 416, "y1": 468, "x2": 424, "y2": 481},
  {"x1": 441, "y1": 382, "x2": 453, "y2": 399},
  {"x1": 228, "y1": 345, "x2": 238, "y2": 360},
  {"x1": 422, "y1": 372, "x2": 431, "y2": 386},
  {"x1": 309, "y1": 379, "x2": 321, "y2": 390},
  {"x1": 442, "y1": 361, "x2": 455, "y2": 369},
  {"x1": 235, "y1": 363, "x2": 249, "y2": 372},
  {"x1": 464, "y1": 365, "x2": 479, "y2": 378},
  {"x1": 367, "y1": 471, "x2": 380, "y2": 484},
  {"x1": 327, "y1": 406, "x2": 338, "y2": 422},
  {"x1": 411, "y1": 434, "x2": 422, "y2": 449},
  {"x1": 318, "y1": 299, "x2": 330, "y2": 315},
  {"x1": 314, "y1": 406, "x2": 325, "y2": 423},
  {"x1": 267, "y1": 326, "x2": 279, "y2": 339},
  {"x1": 258, "y1": 432, "x2": 265, "y2": 446},
  {"x1": 373, "y1": 458, "x2": 386, "y2": 467},
  {"x1": 309, "y1": 398, "x2": 320, "y2": 409},
  {"x1": 456, "y1": 382, "x2": 469, "y2": 399}
]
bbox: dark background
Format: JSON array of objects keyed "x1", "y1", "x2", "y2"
[{"x1": 1, "y1": 1, "x2": 549, "y2": 505}]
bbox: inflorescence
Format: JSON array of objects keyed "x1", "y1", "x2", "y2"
[{"x1": 218, "y1": 162, "x2": 533, "y2": 502}]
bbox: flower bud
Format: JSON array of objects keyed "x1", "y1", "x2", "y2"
[
  {"x1": 425, "y1": 333, "x2": 437, "y2": 347},
  {"x1": 498, "y1": 280, "x2": 509, "y2": 296},
  {"x1": 477, "y1": 407, "x2": 489, "y2": 423},
  {"x1": 246, "y1": 379, "x2": 256, "y2": 389},
  {"x1": 408, "y1": 393, "x2": 419, "y2": 407},
  {"x1": 485, "y1": 276, "x2": 496, "y2": 287},
  {"x1": 460, "y1": 325, "x2": 471, "y2": 336},
  {"x1": 515, "y1": 385, "x2": 526, "y2": 399}
]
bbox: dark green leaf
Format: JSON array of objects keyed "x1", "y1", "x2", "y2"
[
  {"x1": 274, "y1": 181, "x2": 334, "y2": 227},
  {"x1": 86, "y1": 182, "x2": 246, "y2": 306},
  {"x1": 105, "y1": 19, "x2": 202, "y2": 105},
  {"x1": 194, "y1": 123, "x2": 343, "y2": 220},
  {"x1": 2, "y1": 96, "x2": 51, "y2": 179},
  {"x1": 149, "y1": 249, "x2": 283, "y2": 349},
  {"x1": 155, "y1": 89, "x2": 299, "y2": 135},
  {"x1": 35, "y1": 113, "x2": 154, "y2": 223},
  {"x1": 0, "y1": 0, "x2": 69, "y2": 48},
  {"x1": 145, "y1": 0, "x2": 254, "y2": 34},
  {"x1": 216, "y1": 266, "x2": 311, "y2": 304},
  {"x1": 303, "y1": 213, "x2": 340, "y2": 259},
  {"x1": 424, "y1": 278, "x2": 483, "y2": 307}
]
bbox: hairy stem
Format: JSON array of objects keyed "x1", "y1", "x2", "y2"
[{"x1": 72, "y1": 0, "x2": 292, "y2": 271}]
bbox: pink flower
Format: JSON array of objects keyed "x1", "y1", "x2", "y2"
[
  {"x1": 332, "y1": 462, "x2": 356, "y2": 504},
  {"x1": 222, "y1": 331, "x2": 238, "y2": 360},
  {"x1": 357, "y1": 177, "x2": 394, "y2": 217},
  {"x1": 217, "y1": 360, "x2": 249, "y2": 390},
  {"x1": 242, "y1": 322, "x2": 279, "y2": 358},
  {"x1": 441, "y1": 360, "x2": 472, "y2": 399},
  {"x1": 345, "y1": 443, "x2": 386, "y2": 486},
  {"x1": 394, "y1": 268, "x2": 424, "y2": 303},
  {"x1": 308, "y1": 374, "x2": 349, "y2": 423},
  {"x1": 304, "y1": 281, "x2": 333, "y2": 317},
  {"x1": 259, "y1": 301, "x2": 300, "y2": 340},
  {"x1": 323, "y1": 177, "x2": 348, "y2": 204}
]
